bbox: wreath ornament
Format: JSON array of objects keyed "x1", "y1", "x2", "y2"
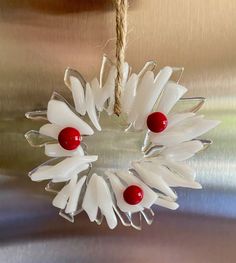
[{"x1": 25, "y1": 56, "x2": 219, "y2": 229}]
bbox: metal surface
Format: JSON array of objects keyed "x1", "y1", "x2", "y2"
[{"x1": 0, "y1": 0, "x2": 235, "y2": 262}]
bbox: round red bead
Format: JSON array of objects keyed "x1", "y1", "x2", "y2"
[
  {"x1": 58, "y1": 127, "x2": 81, "y2": 150},
  {"x1": 123, "y1": 185, "x2": 144, "y2": 205},
  {"x1": 147, "y1": 112, "x2": 168, "y2": 133}
]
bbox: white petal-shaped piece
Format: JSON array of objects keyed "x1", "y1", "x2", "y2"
[
  {"x1": 150, "y1": 116, "x2": 220, "y2": 146},
  {"x1": 31, "y1": 155, "x2": 97, "y2": 181},
  {"x1": 96, "y1": 66, "x2": 116, "y2": 111},
  {"x1": 44, "y1": 143, "x2": 84, "y2": 157},
  {"x1": 65, "y1": 176, "x2": 86, "y2": 214},
  {"x1": 96, "y1": 176, "x2": 117, "y2": 229},
  {"x1": 155, "y1": 197, "x2": 179, "y2": 210},
  {"x1": 52, "y1": 174, "x2": 77, "y2": 209},
  {"x1": 70, "y1": 76, "x2": 86, "y2": 115},
  {"x1": 82, "y1": 174, "x2": 98, "y2": 222},
  {"x1": 106, "y1": 171, "x2": 143, "y2": 213},
  {"x1": 115, "y1": 170, "x2": 157, "y2": 209},
  {"x1": 90, "y1": 78, "x2": 102, "y2": 111},
  {"x1": 128, "y1": 71, "x2": 155, "y2": 124},
  {"x1": 121, "y1": 73, "x2": 139, "y2": 114},
  {"x1": 47, "y1": 100, "x2": 94, "y2": 135},
  {"x1": 52, "y1": 163, "x2": 89, "y2": 183},
  {"x1": 140, "y1": 159, "x2": 201, "y2": 188},
  {"x1": 132, "y1": 67, "x2": 173, "y2": 129},
  {"x1": 167, "y1": 112, "x2": 195, "y2": 129},
  {"x1": 132, "y1": 162, "x2": 177, "y2": 199},
  {"x1": 155, "y1": 81, "x2": 187, "y2": 114},
  {"x1": 39, "y1": 123, "x2": 62, "y2": 139},
  {"x1": 161, "y1": 140, "x2": 204, "y2": 161},
  {"x1": 85, "y1": 83, "x2": 101, "y2": 131}
]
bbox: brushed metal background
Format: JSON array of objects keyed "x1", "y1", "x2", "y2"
[{"x1": 0, "y1": 0, "x2": 236, "y2": 262}]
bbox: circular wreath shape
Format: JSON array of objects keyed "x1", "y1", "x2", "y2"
[{"x1": 25, "y1": 56, "x2": 219, "y2": 230}]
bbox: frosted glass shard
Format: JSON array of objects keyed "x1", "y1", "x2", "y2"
[
  {"x1": 49, "y1": 91, "x2": 83, "y2": 119},
  {"x1": 85, "y1": 83, "x2": 101, "y2": 130},
  {"x1": 96, "y1": 66, "x2": 116, "y2": 111},
  {"x1": 47, "y1": 100, "x2": 94, "y2": 135},
  {"x1": 130, "y1": 212, "x2": 142, "y2": 230},
  {"x1": 28, "y1": 157, "x2": 63, "y2": 179},
  {"x1": 154, "y1": 81, "x2": 187, "y2": 114},
  {"x1": 45, "y1": 143, "x2": 84, "y2": 158},
  {"x1": 133, "y1": 67, "x2": 173, "y2": 130},
  {"x1": 31, "y1": 155, "x2": 97, "y2": 182},
  {"x1": 121, "y1": 73, "x2": 139, "y2": 115},
  {"x1": 59, "y1": 209, "x2": 74, "y2": 223},
  {"x1": 160, "y1": 140, "x2": 204, "y2": 161},
  {"x1": 128, "y1": 71, "x2": 155, "y2": 124},
  {"x1": 96, "y1": 176, "x2": 117, "y2": 229},
  {"x1": 25, "y1": 130, "x2": 56, "y2": 147},
  {"x1": 64, "y1": 67, "x2": 86, "y2": 89},
  {"x1": 155, "y1": 197, "x2": 179, "y2": 210},
  {"x1": 70, "y1": 76, "x2": 86, "y2": 115},
  {"x1": 65, "y1": 176, "x2": 86, "y2": 214},
  {"x1": 25, "y1": 110, "x2": 47, "y2": 120},
  {"x1": 172, "y1": 97, "x2": 206, "y2": 113},
  {"x1": 131, "y1": 162, "x2": 177, "y2": 199},
  {"x1": 82, "y1": 174, "x2": 98, "y2": 222},
  {"x1": 141, "y1": 208, "x2": 154, "y2": 225},
  {"x1": 39, "y1": 123, "x2": 62, "y2": 139}
]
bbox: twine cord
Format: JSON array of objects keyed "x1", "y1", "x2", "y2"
[{"x1": 114, "y1": 0, "x2": 128, "y2": 116}]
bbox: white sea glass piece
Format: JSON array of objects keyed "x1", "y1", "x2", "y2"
[
  {"x1": 131, "y1": 67, "x2": 173, "y2": 129},
  {"x1": 70, "y1": 76, "x2": 86, "y2": 115},
  {"x1": 155, "y1": 81, "x2": 187, "y2": 114},
  {"x1": 85, "y1": 83, "x2": 101, "y2": 131},
  {"x1": 39, "y1": 123, "x2": 62, "y2": 139},
  {"x1": 52, "y1": 174, "x2": 77, "y2": 209},
  {"x1": 96, "y1": 176, "x2": 117, "y2": 229},
  {"x1": 47, "y1": 100, "x2": 94, "y2": 135},
  {"x1": 96, "y1": 66, "x2": 116, "y2": 111},
  {"x1": 82, "y1": 174, "x2": 98, "y2": 222},
  {"x1": 65, "y1": 176, "x2": 86, "y2": 214},
  {"x1": 161, "y1": 140, "x2": 204, "y2": 161},
  {"x1": 128, "y1": 71, "x2": 155, "y2": 124},
  {"x1": 121, "y1": 73, "x2": 138, "y2": 115},
  {"x1": 30, "y1": 155, "x2": 97, "y2": 181},
  {"x1": 155, "y1": 197, "x2": 179, "y2": 210},
  {"x1": 150, "y1": 115, "x2": 220, "y2": 147},
  {"x1": 132, "y1": 162, "x2": 177, "y2": 199},
  {"x1": 44, "y1": 143, "x2": 84, "y2": 157}
]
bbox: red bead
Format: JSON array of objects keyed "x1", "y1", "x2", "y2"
[
  {"x1": 123, "y1": 185, "x2": 144, "y2": 205},
  {"x1": 147, "y1": 112, "x2": 168, "y2": 133},
  {"x1": 58, "y1": 127, "x2": 81, "y2": 150}
]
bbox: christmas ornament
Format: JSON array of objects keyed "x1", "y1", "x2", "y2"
[{"x1": 25, "y1": 0, "x2": 219, "y2": 229}]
